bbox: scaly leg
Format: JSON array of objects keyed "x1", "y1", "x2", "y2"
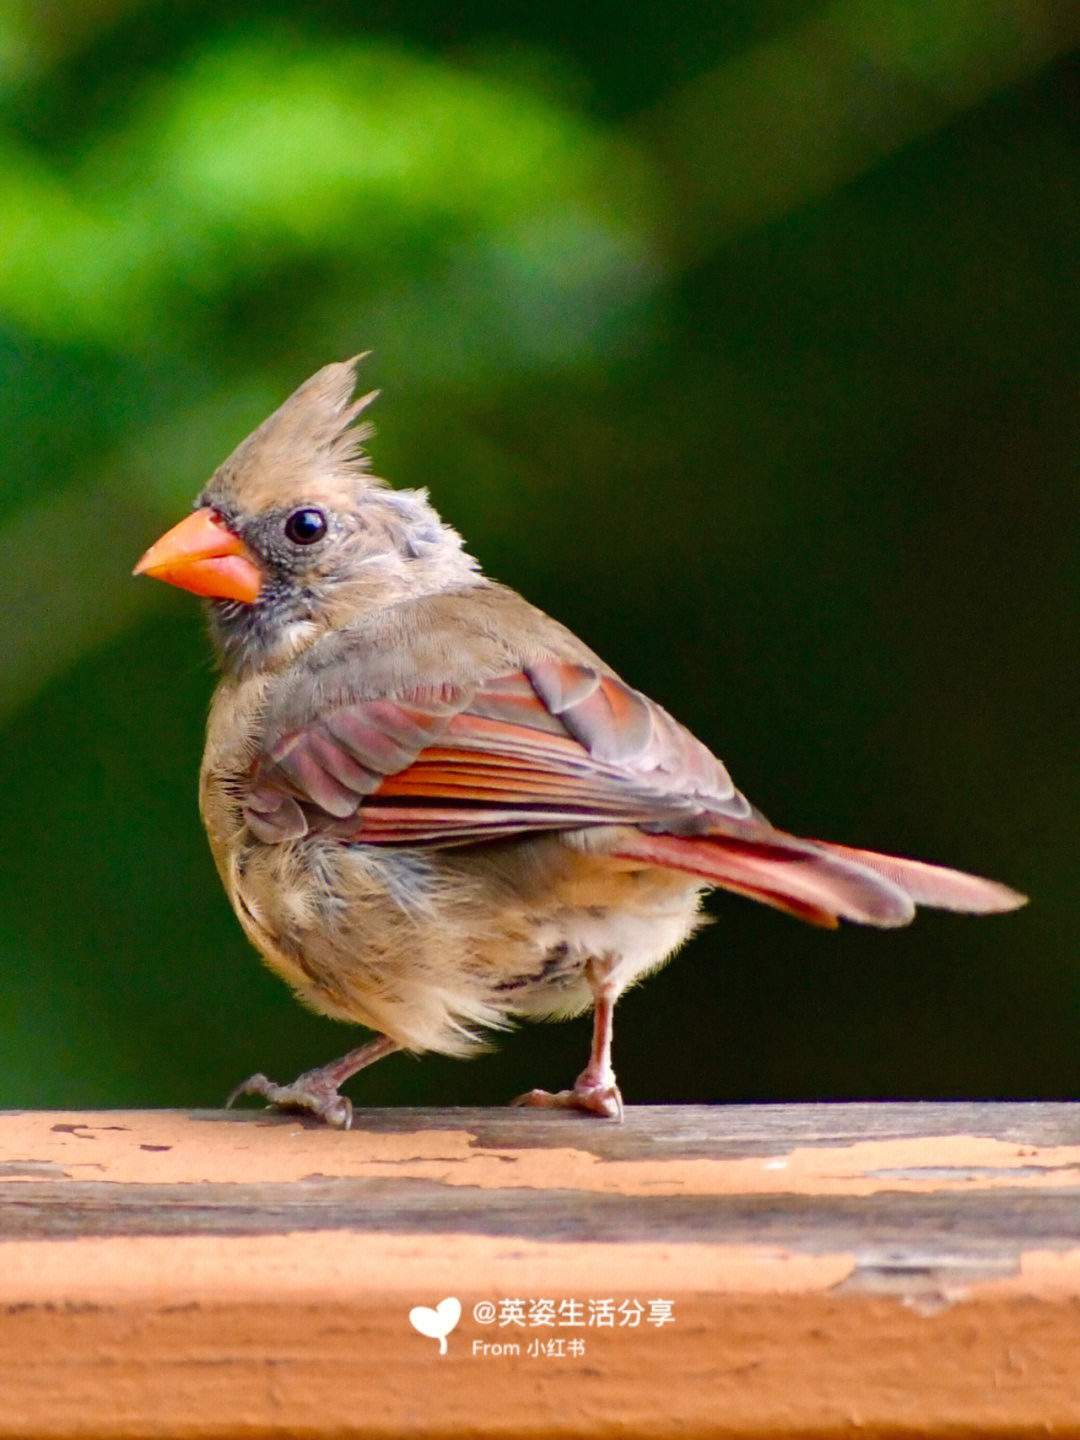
[
  {"x1": 227, "y1": 1034, "x2": 401, "y2": 1129},
  {"x1": 513, "y1": 959, "x2": 624, "y2": 1120}
]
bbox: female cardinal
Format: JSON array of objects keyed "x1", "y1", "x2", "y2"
[{"x1": 134, "y1": 359, "x2": 1025, "y2": 1125}]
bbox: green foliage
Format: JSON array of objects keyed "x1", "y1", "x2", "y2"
[
  {"x1": 0, "y1": 1, "x2": 1073, "y2": 1109},
  {"x1": 2, "y1": 31, "x2": 660, "y2": 361}
]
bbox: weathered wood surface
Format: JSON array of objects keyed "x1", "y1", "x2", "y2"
[{"x1": 2, "y1": 1102, "x2": 1080, "y2": 1436}]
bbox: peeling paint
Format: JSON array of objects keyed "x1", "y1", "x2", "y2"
[{"x1": 4, "y1": 1112, "x2": 1080, "y2": 1198}]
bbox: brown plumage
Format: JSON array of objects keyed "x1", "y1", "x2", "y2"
[{"x1": 134, "y1": 358, "x2": 1026, "y2": 1125}]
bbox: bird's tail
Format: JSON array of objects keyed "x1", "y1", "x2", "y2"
[{"x1": 610, "y1": 830, "x2": 1027, "y2": 929}]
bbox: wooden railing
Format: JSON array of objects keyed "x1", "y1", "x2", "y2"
[{"x1": 2, "y1": 1103, "x2": 1078, "y2": 1435}]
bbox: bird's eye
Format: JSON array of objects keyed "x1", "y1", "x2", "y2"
[{"x1": 284, "y1": 508, "x2": 328, "y2": 545}]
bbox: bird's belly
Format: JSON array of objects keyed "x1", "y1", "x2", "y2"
[
  {"x1": 227, "y1": 833, "x2": 706, "y2": 1055},
  {"x1": 491, "y1": 885, "x2": 707, "y2": 1020}
]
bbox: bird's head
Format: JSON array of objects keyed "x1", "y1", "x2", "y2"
[{"x1": 134, "y1": 359, "x2": 479, "y2": 673}]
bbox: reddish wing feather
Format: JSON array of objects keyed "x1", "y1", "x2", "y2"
[{"x1": 245, "y1": 659, "x2": 758, "y2": 845}]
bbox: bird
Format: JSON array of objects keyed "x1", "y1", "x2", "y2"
[{"x1": 134, "y1": 358, "x2": 1026, "y2": 1127}]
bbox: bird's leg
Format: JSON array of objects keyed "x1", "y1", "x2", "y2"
[
  {"x1": 227, "y1": 1034, "x2": 401, "y2": 1129},
  {"x1": 513, "y1": 958, "x2": 624, "y2": 1120},
  {"x1": 567, "y1": 980, "x2": 624, "y2": 1119}
]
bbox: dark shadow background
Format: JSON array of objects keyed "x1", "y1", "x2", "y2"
[{"x1": 0, "y1": 1, "x2": 1073, "y2": 1111}]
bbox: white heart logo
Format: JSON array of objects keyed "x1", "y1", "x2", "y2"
[{"x1": 409, "y1": 1296, "x2": 462, "y2": 1354}]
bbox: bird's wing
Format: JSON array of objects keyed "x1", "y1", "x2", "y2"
[
  {"x1": 245, "y1": 657, "x2": 1025, "y2": 928},
  {"x1": 244, "y1": 658, "x2": 760, "y2": 846}
]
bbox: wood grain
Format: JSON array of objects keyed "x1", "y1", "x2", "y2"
[{"x1": 2, "y1": 1103, "x2": 1079, "y2": 1436}]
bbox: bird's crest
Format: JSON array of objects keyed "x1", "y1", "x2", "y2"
[{"x1": 207, "y1": 358, "x2": 385, "y2": 512}]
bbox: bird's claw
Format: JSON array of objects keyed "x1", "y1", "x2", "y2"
[
  {"x1": 226, "y1": 1070, "x2": 353, "y2": 1129},
  {"x1": 511, "y1": 1081, "x2": 624, "y2": 1121}
]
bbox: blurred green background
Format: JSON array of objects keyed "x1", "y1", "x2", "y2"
[{"x1": 0, "y1": 0, "x2": 1073, "y2": 1112}]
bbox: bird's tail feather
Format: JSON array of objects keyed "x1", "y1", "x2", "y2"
[
  {"x1": 809, "y1": 839, "x2": 1027, "y2": 915},
  {"x1": 611, "y1": 831, "x2": 1026, "y2": 929}
]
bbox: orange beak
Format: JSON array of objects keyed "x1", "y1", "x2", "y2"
[{"x1": 133, "y1": 507, "x2": 263, "y2": 604}]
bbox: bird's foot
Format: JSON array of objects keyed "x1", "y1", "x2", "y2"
[
  {"x1": 226, "y1": 1069, "x2": 353, "y2": 1129},
  {"x1": 512, "y1": 1075, "x2": 624, "y2": 1121},
  {"x1": 226, "y1": 1036, "x2": 399, "y2": 1129}
]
